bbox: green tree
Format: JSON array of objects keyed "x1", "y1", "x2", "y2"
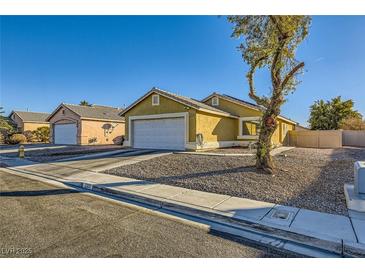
[
  {"x1": 340, "y1": 117, "x2": 365, "y2": 130},
  {"x1": 0, "y1": 106, "x2": 15, "y2": 132},
  {"x1": 80, "y1": 100, "x2": 91, "y2": 106},
  {"x1": 308, "y1": 96, "x2": 361, "y2": 130},
  {"x1": 228, "y1": 16, "x2": 311, "y2": 173}
]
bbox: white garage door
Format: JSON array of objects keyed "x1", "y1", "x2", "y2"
[
  {"x1": 132, "y1": 118, "x2": 185, "y2": 150},
  {"x1": 54, "y1": 123, "x2": 77, "y2": 145}
]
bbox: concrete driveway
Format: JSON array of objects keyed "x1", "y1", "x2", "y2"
[
  {"x1": 52, "y1": 149, "x2": 172, "y2": 172},
  {"x1": 0, "y1": 170, "x2": 281, "y2": 258}
]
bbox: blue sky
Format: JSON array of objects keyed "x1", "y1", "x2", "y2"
[{"x1": 1, "y1": 16, "x2": 364, "y2": 125}]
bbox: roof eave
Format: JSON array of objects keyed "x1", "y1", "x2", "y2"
[
  {"x1": 119, "y1": 88, "x2": 235, "y2": 118},
  {"x1": 80, "y1": 117, "x2": 125, "y2": 123},
  {"x1": 46, "y1": 103, "x2": 81, "y2": 122},
  {"x1": 196, "y1": 108, "x2": 239, "y2": 118}
]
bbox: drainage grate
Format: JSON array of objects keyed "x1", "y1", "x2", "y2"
[{"x1": 271, "y1": 210, "x2": 290, "y2": 220}]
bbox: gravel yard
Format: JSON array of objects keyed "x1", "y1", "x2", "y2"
[
  {"x1": 1, "y1": 145, "x2": 124, "y2": 162},
  {"x1": 105, "y1": 147, "x2": 365, "y2": 216},
  {"x1": 203, "y1": 147, "x2": 254, "y2": 154}
]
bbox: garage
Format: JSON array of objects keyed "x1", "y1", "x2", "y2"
[
  {"x1": 47, "y1": 103, "x2": 125, "y2": 145},
  {"x1": 54, "y1": 123, "x2": 77, "y2": 145},
  {"x1": 132, "y1": 118, "x2": 185, "y2": 150}
]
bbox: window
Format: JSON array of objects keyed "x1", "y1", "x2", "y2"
[
  {"x1": 152, "y1": 94, "x2": 160, "y2": 106},
  {"x1": 62, "y1": 109, "x2": 66, "y2": 115},
  {"x1": 242, "y1": 121, "x2": 257, "y2": 136},
  {"x1": 212, "y1": 96, "x2": 219, "y2": 106},
  {"x1": 237, "y1": 117, "x2": 261, "y2": 139}
]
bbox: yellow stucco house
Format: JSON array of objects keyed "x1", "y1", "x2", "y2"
[
  {"x1": 120, "y1": 87, "x2": 297, "y2": 151},
  {"x1": 9, "y1": 111, "x2": 50, "y2": 133},
  {"x1": 47, "y1": 103, "x2": 125, "y2": 145},
  {"x1": 202, "y1": 93, "x2": 297, "y2": 147}
]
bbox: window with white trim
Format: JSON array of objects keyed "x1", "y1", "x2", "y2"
[
  {"x1": 212, "y1": 96, "x2": 219, "y2": 106},
  {"x1": 152, "y1": 94, "x2": 160, "y2": 106},
  {"x1": 237, "y1": 117, "x2": 261, "y2": 139},
  {"x1": 241, "y1": 121, "x2": 257, "y2": 136}
]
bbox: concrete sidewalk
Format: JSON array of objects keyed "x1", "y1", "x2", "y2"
[
  {"x1": 1, "y1": 156, "x2": 365, "y2": 257},
  {"x1": 0, "y1": 144, "x2": 68, "y2": 154}
]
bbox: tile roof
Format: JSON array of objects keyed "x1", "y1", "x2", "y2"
[
  {"x1": 62, "y1": 104, "x2": 124, "y2": 121},
  {"x1": 153, "y1": 88, "x2": 236, "y2": 116},
  {"x1": 11, "y1": 111, "x2": 50, "y2": 122},
  {"x1": 120, "y1": 87, "x2": 237, "y2": 118},
  {"x1": 221, "y1": 94, "x2": 265, "y2": 111},
  {"x1": 203, "y1": 93, "x2": 298, "y2": 124}
]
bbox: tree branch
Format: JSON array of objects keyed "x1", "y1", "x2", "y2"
[
  {"x1": 269, "y1": 16, "x2": 289, "y2": 90},
  {"x1": 270, "y1": 39, "x2": 287, "y2": 89},
  {"x1": 247, "y1": 56, "x2": 270, "y2": 108},
  {"x1": 281, "y1": 61, "x2": 305, "y2": 90},
  {"x1": 269, "y1": 16, "x2": 284, "y2": 37}
]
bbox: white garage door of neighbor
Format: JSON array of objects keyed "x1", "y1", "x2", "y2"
[
  {"x1": 133, "y1": 118, "x2": 185, "y2": 150},
  {"x1": 54, "y1": 123, "x2": 77, "y2": 145}
]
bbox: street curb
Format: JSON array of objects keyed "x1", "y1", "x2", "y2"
[
  {"x1": 2, "y1": 166, "x2": 365, "y2": 258},
  {"x1": 174, "y1": 152, "x2": 255, "y2": 157},
  {"x1": 81, "y1": 181, "x2": 365, "y2": 258}
]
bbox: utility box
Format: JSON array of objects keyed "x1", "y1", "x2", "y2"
[{"x1": 354, "y1": 161, "x2": 365, "y2": 195}]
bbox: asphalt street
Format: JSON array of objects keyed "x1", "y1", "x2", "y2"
[{"x1": 0, "y1": 170, "x2": 285, "y2": 257}]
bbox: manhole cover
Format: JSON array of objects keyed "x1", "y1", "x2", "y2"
[{"x1": 271, "y1": 210, "x2": 290, "y2": 220}]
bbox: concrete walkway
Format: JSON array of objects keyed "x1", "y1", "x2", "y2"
[
  {"x1": 0, "y1": 144, "x2": 69, "y2": 154},
  {"x1": 1, "y1": 156, "x2": 364, "y2": 257}
]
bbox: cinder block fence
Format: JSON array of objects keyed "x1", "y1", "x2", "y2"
[
  {"x1": 288, "y1": 130, "x2": 365, "y2": 148},
  {"x1": 342, "y1": 130, "x2": 365, "y2": 147},
  {"x1": 289, "y1": 130, "x2": 342, "y2": 148}
]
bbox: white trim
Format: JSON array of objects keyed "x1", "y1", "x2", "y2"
[
  {"x1": 237, "y1": 135, "x2": 259, "y2": 140},
  {"x1": 152, "y1": 94, "x2": 160, "y2": 106},
  {"x1": 123, "y1": 140, "x2": 130, "y2": 147},
  {"x1": 128, "y1": 112, "x2": 189, "y2": 149},
  {"x1": 238, "y1": 116, "x2": 261, "y2": 138},
  {"x1": 239, "y1": 116, "x2": 261, "y2": 121}
]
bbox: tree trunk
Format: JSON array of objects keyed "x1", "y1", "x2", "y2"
[{"x1": 255, "y1": 104, "x2": 280, "y2": 174}]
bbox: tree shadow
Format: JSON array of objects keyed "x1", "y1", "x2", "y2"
[
  {"x1": 1, "y1": 189, "x2": 81, "y2": 197},
  {"x1": 120, "y1": 165, "x2": 259, "y2": 183},
  {"x1": 274, "y1": 147, "x2": 365, "y2": 216}
]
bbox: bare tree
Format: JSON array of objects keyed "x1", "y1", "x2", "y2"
[{"x1": 228, "y1": 16, "x2": 311, "y2": 173}]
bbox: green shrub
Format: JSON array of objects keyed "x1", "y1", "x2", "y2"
[
  {"x1": 23, "y1": 130, "x2": 35, "y2": 142},
  {"x1": 0, "y1": 132, "x2": 5, "y2": 144},
  {"x1": 0, "y1": 116, "x2": 16, "y2": 132},
  {"x1": 33, "y1": 126, "x2": 50, "y2": 143},
  {"x1": 9, "y1": 133, "x2": 27, "y2": 144}
]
